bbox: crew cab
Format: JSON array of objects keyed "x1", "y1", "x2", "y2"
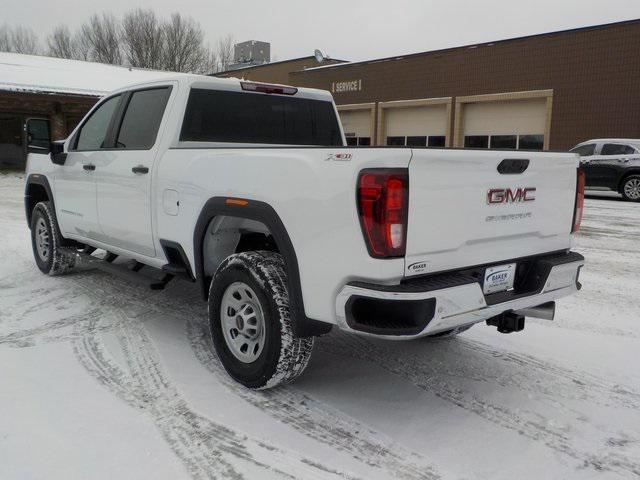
[
  {"x1": 570, "y1": 139, "x2": 640, "y2": 201},
  {"x1": 25, "y1": 75, "x2": 585, "y2": 389}
]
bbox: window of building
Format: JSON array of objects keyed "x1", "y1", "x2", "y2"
[
  {"x1": 601, "y1": 143, "x2": 637, "y2": 155},
  {"x1": 465, "y1": 135, "x2": 489, "y2": 148},
  {"x1": 570, "y1": 144, "x2": 596, "y2": 156},
  {"x1": 387, "y1": 135, "x2": 446, "y2": 147},
  {"x1": 518, "y1": 134, "x2": 544, "y2": 151},
  {"x1": 428, "y1": 136, "x2": 446, "y2": 147},
  {"x1": 406, "y1": 136, "x2": 427, "y2": 147},
  {"x1": 75, "y1": 95, "x2": 121, "y2": 151},
  {"x1": 490, "y1": 135, "x2": 517, "y2": 149},
  {"x1": 180, "y1": 89, "x2": 342, "y2": 146},
  {"x1": 387, "y1": 136, "x2": 405, "y2": 146},
  {"x1": 346, "y1": 135, "x2": 370, "y2": 146},
  {"x1": 116, "y1": 88, "x2": 171, "y2": 150},
  {"x1": 465, "y1": 134, "x2": 544, "y2": 150}
]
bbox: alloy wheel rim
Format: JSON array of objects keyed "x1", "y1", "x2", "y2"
[
  {"x1": 220, "y1": 282, "x2": 266, "y2": 363},
  {"x1": 624, "y1": 179, "x2": 640, "y2": 200},
  {"x1": 35, "y1": 217, "x2": 51, "y2": 262}
]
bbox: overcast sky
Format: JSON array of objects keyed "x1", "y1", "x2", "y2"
[{"x1": 4, "y1": 0, "x2": 640, "y2": 62}]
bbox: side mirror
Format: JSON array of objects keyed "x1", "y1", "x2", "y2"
[
  {"x1": 50, "y1": 140, "x2": 67, "y2": 165},
  {"x1": 26, "y1": 118, "x2": 52, "y2": 154}
]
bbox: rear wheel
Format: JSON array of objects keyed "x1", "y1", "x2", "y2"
[
  {"x1": 208, "y1": 251, "x2": 314, "y2": 389},
  {"x1": 621, "y1": 175, "x2": 640, "y2": 202},
  {"x1": 30, "y1": 201, "x2": 77, "y2": 275}
]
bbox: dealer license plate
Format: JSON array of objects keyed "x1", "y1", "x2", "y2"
[{"x1": 483, "y1": 263, "x2": 517, "y2": 294}]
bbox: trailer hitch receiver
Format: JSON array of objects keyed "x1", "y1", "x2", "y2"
[{"x1": 486, "y1": 311, "x2": 525, "y2": 334}]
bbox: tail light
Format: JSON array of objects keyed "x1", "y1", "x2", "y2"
[
  {"x1": 572, "y1": 168, "x2": 585, "y2": 233},
  {"x1": 357, "y1": 169, "x2": 409, "y2": 258},
  {"x1": 241, "y1": 81, "x2": 298, "y2": 95}
]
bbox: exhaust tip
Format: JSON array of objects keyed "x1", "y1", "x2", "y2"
[{"x1": 515, "y1": 301, "x2": 556, "y2": 321}]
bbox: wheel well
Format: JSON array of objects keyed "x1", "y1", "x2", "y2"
[
  {"x1": 618, "y1": 170, "x2": 640, "y2": 192},
  {"x1": 202, "y1": 215, "x2": 279, "y2": 279},
  {"x1": 25, "y1": 183, "x2": 50, "y2": 227},
  {"x1": 194, "y1": 197, "x2": 333, "y2": 337}
]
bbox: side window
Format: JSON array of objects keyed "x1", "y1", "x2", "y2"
[
  {"x1": 570, "y1": 144, "x2": 596, "y2": 157},
  {"x1": 75, "y1": 95, "x2": 121, "y2": 151},
  {"x1": 116, "y1": 88, "x2": 171, "y2": 150},
  {"x1": 601, "y1": 143, "x2": 636, "y2": 155}
]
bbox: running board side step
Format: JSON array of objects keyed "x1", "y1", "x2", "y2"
[{"x1": 73, "y1": 250, "x2": 176, "y2": 291}]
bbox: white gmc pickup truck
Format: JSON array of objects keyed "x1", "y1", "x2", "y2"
[{"x1": 25, "y1": 74, "x2": 585, "y2": 389}]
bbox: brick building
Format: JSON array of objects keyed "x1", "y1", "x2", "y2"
[
  {"x1": 217, "y1": 19, "x2": 640, "y2": 151},
  {"x1": 0, "y1": 53, "x2": 177, "y2": 168}
]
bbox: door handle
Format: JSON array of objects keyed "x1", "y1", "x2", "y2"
[
  {"x1": 83, "y1": 164, "x2": 96, "y2": 171},
  {"x1": 132, "y1": 166, "x2": 149, "y2": 174}
]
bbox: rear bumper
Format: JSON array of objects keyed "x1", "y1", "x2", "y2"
[{"x1": 335, "y1": 251, "x2": 584, "y2": 339}]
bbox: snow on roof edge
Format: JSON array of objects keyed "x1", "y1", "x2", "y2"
[{"x1": 0, "y1": 52, "x2": 184, "y2": 98}]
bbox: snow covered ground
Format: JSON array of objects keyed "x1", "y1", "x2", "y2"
[{"x1": 1, "y1": 172, "x2": 639, "y2": 480}]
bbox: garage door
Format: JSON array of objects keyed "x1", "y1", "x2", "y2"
[
  {"x1": 462, "y1": 98, "x2": 546, "y2": 150},
  {"x1": 339, "y1": 109, "x2": 372, "y2": 146},
  {"x1": 384, "y1": 104, "x2": 447, "y2": 147}
]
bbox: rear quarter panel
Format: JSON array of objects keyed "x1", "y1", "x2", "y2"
[{"x1": 155, "y1": 147, "x2": 411, "y2": 324}]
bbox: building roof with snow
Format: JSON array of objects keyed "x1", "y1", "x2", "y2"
[{"x1": 0, "y1": 52, "x2": 183, "y2": 97}]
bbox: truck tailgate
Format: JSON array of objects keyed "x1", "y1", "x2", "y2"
[{"x1": 405, "y1": 149, "x2": 578, "y2": 277}]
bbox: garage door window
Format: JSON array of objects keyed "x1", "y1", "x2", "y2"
[
  {"x1": 490, "y1": 135, "x2": 517, "y2": 149},
  {"x1": 465, "y1": 134, "x2": 543, "y2": 150},
  {"x1": 465, "y1": 136, "x2": 489, "y2": 148},
  {"x1": 387, "y1": 136, "x2": 405, "y2": 146},
  {"x1": 387, "y1": 135, "x2": 446, "y2": 147},
  {"x1": 428, "y1": 136, "x2": 446, "y2": 147},
  {"x1": 518, "y1": 134, "x2": 544, "y2": 151},
  {"x1": 346, "y1": 135, "x2": 371, "y2": 146},
  {"x1": 406, "y1": 136, "x2": 427, "y2": 147}
]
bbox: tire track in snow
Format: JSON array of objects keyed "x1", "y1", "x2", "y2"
[
  {"x1": 318, "y1": 334, "x2": 640, "y2": 478},
  {"x1": 186, "y1": 318, "x2": 440, "y2": 480},
  {"x1": 74, "y1": 272, "x2": 442, "y2": 480},
  {"x1": 457, "y1": 338, "x2": 640, "y2": 411},
  {"x1": 72, "y1": 303, "x2": 364, "y2": 480}
]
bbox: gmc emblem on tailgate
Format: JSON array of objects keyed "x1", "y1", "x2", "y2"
[{"x1": 487, "y1": 187, "x2": 536, "y2": 204}]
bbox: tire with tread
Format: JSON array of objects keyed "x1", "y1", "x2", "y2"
[
  {"x1": 30, "y1": 201, "x2": 77, "y2": 275},
  {"x1": 621, "y1": 174, "x2": 640, "y2": 202},
  {"x1": 208, "y1": 251, "x2": 314, "y2": 389}
]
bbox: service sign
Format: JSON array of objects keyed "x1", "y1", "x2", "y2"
[{"x1": 331, "y1": 80, "x2": 362, "y2": 94}]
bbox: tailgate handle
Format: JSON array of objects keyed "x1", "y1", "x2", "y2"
[{"x1": 498, "y1": 159, "x2": 529, "y2": 174}]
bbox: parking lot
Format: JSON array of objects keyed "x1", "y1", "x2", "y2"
[{"x1": 1, "y1": 172, "x2": 639, "y2": 480}]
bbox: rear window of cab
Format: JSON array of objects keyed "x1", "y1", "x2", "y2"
[{"x1": 180, "y1": 88, "x2": 342, "y2": 146}]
